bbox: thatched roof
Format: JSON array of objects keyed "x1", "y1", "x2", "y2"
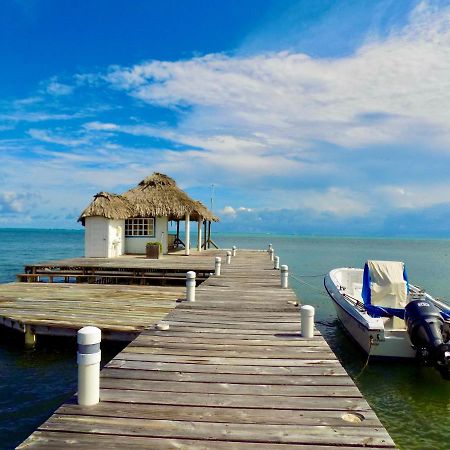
[
  {"x1": 123, "y1": 173, "x2": 218, "y2": 222},
  {"x1": 78, "y1": 192, "x2": 135, "y2": 225},
  {"x1": 79, "y1": 173, "x2": 218, "y2": 223}
]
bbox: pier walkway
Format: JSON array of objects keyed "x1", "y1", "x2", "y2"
[{"x1": 18, "y1": 250, "x2": 396, "y2": 449}]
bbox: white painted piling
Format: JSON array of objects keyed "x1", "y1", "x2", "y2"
[
  {"x1": 281, "y1": 265, "x2": 289, "y2": 288},
  {"x1": 274, "y1": 256, "x2": 280, "y2": 270},
  {"x1": 24, "y1": 324, "x2": 36, "y2": 347},
  {"x1": 215, "y1": 257, "x2": 222, "y2": 276},
  {"x1": 268, "y1": 248, "x2": 274, "y2": 261},
  {"x1": 232, "y1": 246, "x2": 237, "y2": 257},
  {"x1": 226, "y1": 251, "x2": 231, "y2": 264},
  {"x1": 185, "y1": 213, "x2": 190, "y2": 256},
  {"x1": 186, "y1": 271, "x2": 196, "y2": 302},
  {"x1": 77, "y1": 326, "x2": 101, "y2": 406},
  {"x1": 301, "y1": 305, "x2": 315, "y2": 338}
]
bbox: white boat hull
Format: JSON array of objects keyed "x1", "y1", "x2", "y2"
[{"x1": 325, "y1": 269, "x2": 416, "y2": 358}]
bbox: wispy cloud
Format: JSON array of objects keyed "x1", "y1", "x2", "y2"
[
  {"x1": 104, "y1": 6, "x2": 450, "y2": 152},
  {"x1": 28, "y1": 128, "x2": 89, "y2": 146},
  {"x1": 45, "y1": 78, "x2": 74, "y2": 96}
]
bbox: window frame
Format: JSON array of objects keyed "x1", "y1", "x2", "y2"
[{"x1": 124, "y1": 217, "x2": 156, "y2": 237}]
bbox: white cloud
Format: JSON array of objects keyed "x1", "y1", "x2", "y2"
[
  {"x1": 0, "y1": 111, "x2": 87, "y2": 123},
  {"x1": 0, "y1": 191, "x2": 32, "y2": 214},
  {"x1": 28, "y1": 129, "x2": 89, "y2": 147},
  {"x1": 104, "y1": 2, "x2": 450, "y2": 153},
  {"x1": 221, "y1": 206, "x2": 237, "y2": 217},
  {"x1": 45, "y1": 77, "x2": 74, "y2": 96},
  {"x1": 378, "y1": 184, "x2": 450, "y2": 209},
  {"x1": 83, "y1": 121, "x2": 119, "y2": 131}
]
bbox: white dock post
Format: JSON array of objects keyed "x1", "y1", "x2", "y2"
[
  {"x1": 274, "y1": 256, "x2": 280, "y2": 270},
  {"x1": 226, "y1": 251, "x2": 231, "y2": 264},
  {"x1": 77, "y1": 326, "x2": 101, "y2": 406},
  {"x1": 301, "y1": 305, "x2": 315, "y2": 338},
  {"x1": 197, "y1": 219, "x2": 202, "y2": 252},
  {"x1": 281, "y1": 265, "x2": 289, "y2": 288},
  {"x1": 215, "y1": 257, "x2": 222, "y2": 276},
  {"x1": 232, "y1": 246, "x2": 237, "y2": 257},
  {"x1": 186, "y1": 271, "x2": 196, "y2": 302},
  {"x1": 268, "y1": 248, "x2": 274, "y2": 261},
  {"x1": 185, "y1": 213, "x2": 190, "y2": 256},
  {"x1": 24, "y1": 324, "x2": 36, "y2": 347}
]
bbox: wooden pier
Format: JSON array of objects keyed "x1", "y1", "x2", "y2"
[
  {"x1": 0, "y1": 253, "x2": 215, "y2": 341},
  {"x1": 17, "y1": 253, "x2": 213, "y2": 284},
  {"x1": 0, "y1": 283, "x2": 184, "y2": 341},
  {"x1": 18, "y1": 249, "x2": 396, "y2": 449}
]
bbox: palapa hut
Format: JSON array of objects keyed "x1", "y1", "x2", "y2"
[{"x1": 78, "y1": 173, "x2": 218, "y2": 257}]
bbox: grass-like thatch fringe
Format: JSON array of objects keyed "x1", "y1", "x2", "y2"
[{"x1": 78, "y1": 173, "x2": 218, "y2": 224}]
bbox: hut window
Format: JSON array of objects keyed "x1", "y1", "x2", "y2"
[{"x1": 125, "y1": 218, "x2": 155, "y2": 237}]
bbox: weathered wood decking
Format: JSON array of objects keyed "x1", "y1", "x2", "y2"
[
  {"x1": 18, "y1": 250, "x2": 396, "y2": 449},
  {"x1": 0, "y1": 283, "x2": 184, "y2": 340},
  {"x1": 1, "y1": 252, "x2": 216, "y2": 340},
  {"x1": 18, "y1": 253, "x2": 213, "y2": 283}
]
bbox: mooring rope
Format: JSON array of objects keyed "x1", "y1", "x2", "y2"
[
  {"x1": 289, "y1": 272, "x2": 329, "y2": 298},
  {"x1": 355, "y1": 336, "x2": 373, "y2": 380}
]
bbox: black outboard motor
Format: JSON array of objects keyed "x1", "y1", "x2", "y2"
[{"x1": 404, "y1": 299, "x2": 450, "y2": 380}]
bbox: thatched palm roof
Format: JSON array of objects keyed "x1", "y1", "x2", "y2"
[
  {"x1": 123, "y1": 173, "x2": 218, "y2": 221},
  {"x1": 78, "y1": 192, "x2": 135, "y2": 225},
  {"x1": 79, "y1": 173, "x2": 218, "y2": 223}
]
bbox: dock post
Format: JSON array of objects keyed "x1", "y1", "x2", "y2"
[
  {"x1": 274, "y1": 256, "x2": 280, "y2": 270},
  {"x1": 281, "y1": 265, "x2": 289, "y2": 288},
  {"x1": 232, "y1": 246, "x2": 237, "y2": 257},
  {"x1": 185, "y1": 213, "x2": 190, "y2": 256},
  {"x1": 186, "y1": 271, "x2": 196, "y2": 302},
  {"x1": 215, "y1": 257, "x2": 221, "y2": 276},
  {"x1": 77, "y1": 326, "x2": 101, "y2": 406},
  {"x1": 268, "y1": 243, "x2": 272, "y2": 252},
  {"x1": 268, "y1": 248, "x2": 274, "y2": 261},
  {"x1": 24, "y1": 325, "x2": 36, "y2": 347},
  {"x1": 301, "y1": 305, "x2": 315, "y2": 338},
  {"x1": 226, "y1": 251, "x2": 231, "y2": 264}
]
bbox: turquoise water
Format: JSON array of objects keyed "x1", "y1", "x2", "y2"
[{"x1": 1, "y1": 230, "x2": 450, "y2": 449}]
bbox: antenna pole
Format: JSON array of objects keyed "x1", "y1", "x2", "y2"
[{"x1": 210, "y1": 184, "x2": 215, "y2": 213}]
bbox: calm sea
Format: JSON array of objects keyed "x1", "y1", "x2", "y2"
[{"x1": 1, "y1": 229, "x2": 450, "y2": 449}]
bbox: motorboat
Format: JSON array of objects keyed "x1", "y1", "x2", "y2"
[{"x1": 324, "y1": 260, "x2": 450, "y2": 379}]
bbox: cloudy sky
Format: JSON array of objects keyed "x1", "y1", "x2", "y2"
[{"x1": 1, "y1": 0, "x2": 450, "y2": 236}]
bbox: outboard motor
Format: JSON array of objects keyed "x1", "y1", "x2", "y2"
[{"x1": 405, "y1": 299, "x2": 450, "y2": 380}]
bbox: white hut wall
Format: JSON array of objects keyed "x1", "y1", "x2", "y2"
[
  {"x1": 84, "y1": 217, "x2": 110, "y2": 257},
  {"x1": 124, "y1": 216, "x2": 169, "y2": 254}
]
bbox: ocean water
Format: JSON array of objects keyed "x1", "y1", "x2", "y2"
[{"x1": 1, "y1": 229, "x2": 450, "y2": 449}]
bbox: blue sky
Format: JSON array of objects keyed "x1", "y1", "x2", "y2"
[{"x1": 1, "y1": 0, "x2": 450, "y2": 236}]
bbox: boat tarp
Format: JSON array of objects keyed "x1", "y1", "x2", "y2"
[{"x1": 362, "y1": 260, "x2": 408, "y2": 319}]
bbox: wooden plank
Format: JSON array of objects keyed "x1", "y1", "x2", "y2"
[
  {"x1": 99, "y1": 388, "x2": 371, "y2": 411},
  {"x1": 19, "y1": 431, "x2": 393, "y2": 450},
  {"x1": 99, "y1": 378, "x2": 362, "y2": 397},
  {"x1": 100, "y1": 367, "x2": 354, "y2": 385},
  {"x1": 113, "y1": 353, "x2": 340, "y2": 365},
  {"x1": 120, "y1": 346, "x2": 338, "y2": 360},
  {"x1": 105, "y1": 359, "x2": 347, "y2": 376},
  {"x1": 56, "y1": 401, "x2": 383, "y2": 426},
  {"x1": 38, "y1": 415, "x2": 395, "y2": 447}
]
